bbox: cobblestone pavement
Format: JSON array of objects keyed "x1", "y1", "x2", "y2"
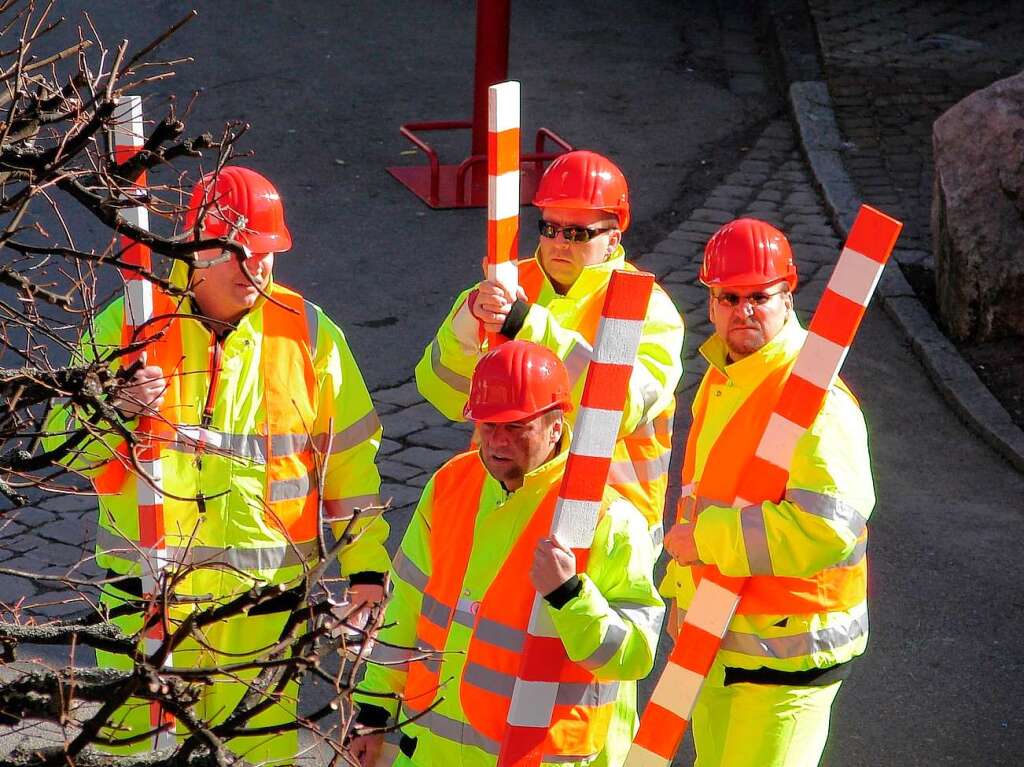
[{"x1": 808, "y1": 0, "x2": 1024, "y2": 257}]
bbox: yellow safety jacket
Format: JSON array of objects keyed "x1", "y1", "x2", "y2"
[
  {"x1": 44, "y1": 269, "x2": 387, "y2": 596},
  {"x1": 662, "y1": 316, "x2": 875, "y2": 672},
  {"x1": 355, "y1": 434, "x2": 664, "y2": 767},
  {"x1": 414, "y1": 247, "x2": 684, "y2": 538}
]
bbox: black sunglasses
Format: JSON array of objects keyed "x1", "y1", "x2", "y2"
[{"x1": 538, "y1": 219, "x2": 615, "y2": 244}]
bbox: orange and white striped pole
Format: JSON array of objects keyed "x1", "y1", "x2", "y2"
[
  {"x1": 111, "y1": 95, "x2": 176, "y2": 749},
  {"x1": 486, "y1": 80, "x2": 520, "y2": 347},
  {"x1": 627, "y1": 205, "x2": 902, "y2": 766},
  {"x1": 498, "y1": 270, "x2": 655, "y2": 767}
]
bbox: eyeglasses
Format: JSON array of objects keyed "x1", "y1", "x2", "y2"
[
  {"x1": 713, "y1": 289, "x2": 787, "y2": 308},
  {"x1": 538, "y1": 219, "x2": 615, "y2": 244}
]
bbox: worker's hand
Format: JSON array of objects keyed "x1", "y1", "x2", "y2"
[
  {"x1": 664, "y1": 522, "x2": 701, "y2": 566},
  {"x1": 468, "y1": 280, "x2": 526, "y2": 333},
  {"x1": 110, "y1": 365, "x2": 166, "y2": 419},
  {"x1": 332, "y1": 582, "x2": 385, "y2": 646},
  {"x1": 348, "y1": 732, "x2": 385, "y2": 766},
  {"x1": 530, "y1": 536, "x2": 576, "y2": 596}
]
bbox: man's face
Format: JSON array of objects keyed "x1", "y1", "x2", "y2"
[
  {"x1": 477, "y1": 410, "x2": 563, "y2": 490},
  {"x1": 190, "y1": 248, "x2": 275, "y2": 325},
  {"x1": 709, "y1": 283, "x2": 793, "y2": 361},
  {"x1": 537, "y1": 206, "x2": 620, "y2": 292}
]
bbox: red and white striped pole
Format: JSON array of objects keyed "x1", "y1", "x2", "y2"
[
  {"x1": 498, "y1": 270, "x2": 655, "y2": 767},
  {"x1": 627, "y1": 205, "x2": 902, "y2": 766},
  {"x1": 111, "y1": 95, "x2": 176, "y2": 749},
  {"x1": 486, "y1": 80, "x2": 520, "y2": 348}
]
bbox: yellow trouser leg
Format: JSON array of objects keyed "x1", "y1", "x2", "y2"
[
  {"x1": 692, "y1": 662, "x2": 842, "y2": 767},
  {"x1": 94, "y1": 588, "x2": 299, "y2": 765}
]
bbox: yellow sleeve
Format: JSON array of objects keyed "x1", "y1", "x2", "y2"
[
  {"x1": 414, "y1": 286, "x2": 483, "y2": 421},
  {"x1": 310, "y1": 303, "x2": 389, "y2": 576}
]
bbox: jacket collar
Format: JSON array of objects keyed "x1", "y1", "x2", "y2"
[
  {"x1": 699, "y1": 313, "x2": 807, "y2": 387},
  {"x1": 529, "y1": 244, "x2": 627, "y2": 299}
]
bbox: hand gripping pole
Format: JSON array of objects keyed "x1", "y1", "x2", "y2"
[
  {"x1": 627, "y1": 205, "x2": 902, "y2": 766},
  {"x1": 487, "y1": 80, "x2": 520, "y2": 348},
  {"x1": 497, "y1": 269, "x2": 656, "y2": 767},
  {"x1": 110, "y1": 95, "x2": 176, "y2": 749}
]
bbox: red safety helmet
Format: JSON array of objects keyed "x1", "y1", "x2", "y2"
[
  {"x1": 184, "y1": 166, "x2": 292, "y2": 253},
  {"x1": 699, "y1": 218, "x2": 798, "y2": 290},
  {"x1": 533, "y1": 150, "x2": 631, "y2": 232},
  {"x1": 463, "y1": 341, "x2": 573, "y2": 423}
]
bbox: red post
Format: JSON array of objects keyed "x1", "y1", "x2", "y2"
[{"x1": 472, "y1": 0, "x2": 511, "y2": 158}]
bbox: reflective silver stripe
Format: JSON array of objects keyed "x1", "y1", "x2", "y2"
[
  {"x1": 430, "y1": 339, "x2": 471, "y2": 394},
  {"x1": 270, "y1": 433, "x2": 312, "y2": 457},
  {"x1": 651, "y1": 524, "x2": 664, "y2": 548},
  {"x1": 614, "y1": 601, "x2": 663, "y2": 637},
  {"x1": 607, "y1": 451, "x2": 671, "y2": 486},
  {"x1": 453, "y1": 597, "x2": 477, "y2": 628},
  {"x1": 578, "y1": 623, "x2": 627, "y2": 671},
  {"x1": 331, "y1": 410, "x2": 382, "y2": 453},
  {"x1": 678, "y1": 606, "x2": 869, "y2": 660},
  {"x1": 323, "y1": 495, "x2": 383, "y2": 521},
  {"x1": 463, "y1": 662, "x2": 618, "y2": 709},
  {"x1": 421, "y1": 593, "x2": 453, "y2": 630},
  {"x1": 400, "y1": 706, "x2": 594, "y2": 763},
  {"x1": 96, "y1": 528, "x2": 317, "y2": 571},
  {"x1": 392, "y1": 551, "x2": 429, "y2": 591},
  {"x1": 741, "y1": 504, "x2": 773, "y2": 576},
  {"x1": 630, "y1": 412, "x2": 673, "y2": 440},
  {"x1": 304, "y1": 300, "x2": 319, "y2": 359},
  {"x1": 475, "y1": 617, "x2": 525, "y2": 653},
  {"x1": 564, "y1": 339, "x2": 593, "y2": 386},
  {"x1": 269, "y1": 472, "x2": 312, "y2": 502},
  {"x1": 787, "y1": 488, "x2": 868, "y2": 537},
  {"x1": 165, "y1": 428, "x2": 268, "y2": 463},
  {"x1": 831, "y1": 537, "x2": 867, "y2": 568},
  {"x1": 635, "y1": 368, "x2": 663, "y2": 422}
]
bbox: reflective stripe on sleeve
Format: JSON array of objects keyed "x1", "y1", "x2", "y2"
[
  {"x1": 564, "y1": 339, "x2": 594, "y2": 386},
  {"x1": 578, "y1": 622, "x2": 628, "y2": 671},
  {"x1": 787, "y1": 488, "x2": 869, "y2": 536},
  {"x1": 607, "y1": 451, "x2": 672, "y2": 486},
  {"x1": 741, "y1": 504, "x2": 773, "y2": 576},
  {"x1": 392, "y1": 551, "x2": 429, "y2": 591},
  {"x1": 329, "y1": 410, "x2": 382, "y2": 453},
  {"x1": 304, "y1": 300, "x2": 319, "y2": 359},
  {"x1": 430, "y1": 339, "x2": 471, "y2": 394}
]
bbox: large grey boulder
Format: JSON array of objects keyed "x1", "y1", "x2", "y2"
[{"x1": 932, "y1": 71, "x2": 1024, "y2": 342}]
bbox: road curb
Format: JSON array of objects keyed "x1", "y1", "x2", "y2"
[{"x1": 763, "y1": 1, "x2": 1024, "y2": 474}]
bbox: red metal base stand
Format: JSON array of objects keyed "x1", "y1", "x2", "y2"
[{"x1": 387, "y1": 0, "x2": 572, "y2": 209}]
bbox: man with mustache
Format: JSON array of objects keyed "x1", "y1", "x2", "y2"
[
  {"x1": 661, "y1": 218, "x2": 875, "y2": 767},
  {"x1": 45, "y1": 166, "x2": 386, "y2": 764}
]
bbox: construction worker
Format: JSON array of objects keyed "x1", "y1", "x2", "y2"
[
  {"x1": 661, "y1": 218, "x2": 875, "y2": 767},
  {"x1": 350, "y1": 341, "x2": 663, "y2": 767},
  {"x1": 44, "y1": 166, "x2": 387, "y2": 764},
  {"x1": 415, "y1": 150, "x2": 684, "y2": 543}
]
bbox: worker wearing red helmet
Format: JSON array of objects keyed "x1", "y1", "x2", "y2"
[
  {"x1": 44, "y1": 166, "x2": 387, "y2": 764},
  {"x1": 661, "y1": 218, "x2": 875, "y2": 766},
  {"x1": 415, "y1": 150, "x2": 684, "y2": 545},
  {"x1": 351, "y1": 340, "x2": 663, "y2": 767}
]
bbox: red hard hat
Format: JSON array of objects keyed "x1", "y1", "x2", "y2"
[
  {"x1": 463, "y1": 341, "x2": 573, "y2": 423},
  {"x1": 699, "y1": 218, "x2": 798, "y2": 290},
  {"x1": 184, "y1": 166, "x2": 292, "y2": 253},
  {"x1": 533, "y1": 150, "x2": 631, "y2": 232}
]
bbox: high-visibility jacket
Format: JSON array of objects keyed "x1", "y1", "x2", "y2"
[
  {"x1": 661, "y1": 316, "x2": 875, "y2": 672},
  {"x1": 355, "y1": 436, "x2": 664, "y2": 767},
  {"x1": 43, "y1": 274, "x2": 387, "y2": 594},
  {"x1": 414, "y1": 247, "x2": 684, "y2": 538}
]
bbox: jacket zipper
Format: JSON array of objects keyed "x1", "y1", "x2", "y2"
[{"x1": 195, "y1": 334, "x2": 224, "y2": 515}]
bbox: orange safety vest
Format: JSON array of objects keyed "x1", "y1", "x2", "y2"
[
  {"x1": 681, "y1": 363, "x2": 867, "y2": 615},
  {"x1": 518, "y1": 258, "x2": 674, "y2": 530},
  {"x1": 92, "y1": 283, "x2": 320, "y2": 550},
  {"x1": 405, "y1": 451, "x2": 615, "y2": 759}
]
